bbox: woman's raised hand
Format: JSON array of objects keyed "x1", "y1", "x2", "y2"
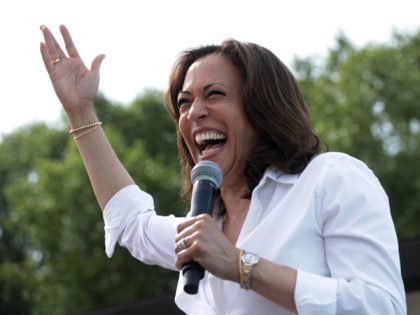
[{"x1": 40, "y1": 25, "x2": 105, "y2": 117}]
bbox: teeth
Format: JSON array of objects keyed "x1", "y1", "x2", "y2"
[{"x1": 195, "y1": 132, "x2": 226, "y2": 144}]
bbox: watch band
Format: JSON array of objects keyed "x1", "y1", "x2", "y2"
[{"x1": 239, "y1": 249, "x2": 259, "y2": 290}]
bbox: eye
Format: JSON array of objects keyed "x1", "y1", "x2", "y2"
[
  {"x1": 177, "y1": 98, "x2": 192, "y2": 115},
  {"x1": 177, "y1": 98, "x2": 190, "y2": 108},
  {"x1": 206, "y1": 90, "x2": 225, "y2": 98}
]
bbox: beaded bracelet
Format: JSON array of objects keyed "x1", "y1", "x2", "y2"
[
  {"x1": 69, "y1": 121, "x2": 102, "y2": 134},
  {"x1": 73, "y1": 125, "x2": 101, "y2": 140}
]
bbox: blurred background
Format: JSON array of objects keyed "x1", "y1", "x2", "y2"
[{"x1": 0, "y1": 0, "x2": 419, "y2": 314}]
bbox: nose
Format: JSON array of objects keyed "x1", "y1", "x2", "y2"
[{"x1": 187, "y1": 97, "x2": 209, "y2": 121}]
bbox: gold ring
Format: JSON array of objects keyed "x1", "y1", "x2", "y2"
[
  {"x1": 52, "y1": 57, "x2": 61, "y2": 64},
  {"x1": 181, "y1": 238, "x2": 188, "y2": 250}
]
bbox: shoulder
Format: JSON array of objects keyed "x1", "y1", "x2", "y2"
[
  {"x1": 308, "y1": 152, "x2": 362, "y2": 169},
  {"x1": 305, "y1": 152, "x2": 376, "y2": 185},
  {"x1": 303, "y1": 152, "x2": 386, "y2": 206},
  {"x1": 310, "y1": 153, "x2": 389, "y2": 223},
  {"x1": 266, "y1": 152, "x2": 380, "y2": 196}
]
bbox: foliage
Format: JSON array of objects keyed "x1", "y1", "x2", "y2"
[{"x1": 0, "y1": 91, "x2": 182, "y2": 314}]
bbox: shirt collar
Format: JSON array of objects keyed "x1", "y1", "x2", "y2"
[{"x1": 262, "y1": 166, "x2": 299, "y2": 185}]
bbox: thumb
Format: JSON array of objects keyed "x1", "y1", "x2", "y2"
[{"x1": 91, "y1": 54, "x2": 106, "y2": 73}]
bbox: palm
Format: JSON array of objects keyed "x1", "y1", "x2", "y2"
[
  {"x1": 50, "y1": 58, "x2": 99, "y2": 111},
  {"x1": 40, "y1": 25, "x2": 105, "y2": 113}
]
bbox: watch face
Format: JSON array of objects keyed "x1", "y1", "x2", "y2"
[{"x1": 242, "y1": 252, "x2": 259, "y2": 265}]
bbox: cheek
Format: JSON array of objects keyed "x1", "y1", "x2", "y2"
[
  {"x1": 178, "y1": 117, "x2": 194, "y2": 152},
  {"x1": 246, "y1": 127, "x2": 258, "y2": 146},
  {"x1": 237, "y1": 120, "x2": 258, "y2": 152},
  {"x1": 178, "y1": 115, "x2": 188, "y2": 139}
]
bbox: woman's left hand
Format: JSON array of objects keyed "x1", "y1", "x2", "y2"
[{"x1": 174, "y1": 214, "x2": 240, "y2": 282}]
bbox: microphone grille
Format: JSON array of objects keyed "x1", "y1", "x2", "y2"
[{"x1": 191, "y1": 161, "x2": 223, "y2": 188}]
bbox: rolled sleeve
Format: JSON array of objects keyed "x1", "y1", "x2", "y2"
[
  {"x1": 295, "y1": 269, "x2": 338, "y2": 314},
  {"x1": 103, "y1": 185, "x2": 154, "y2": 257},
  {"x1": 103, "y1": 184, "x2": 183, "y2": 271}
]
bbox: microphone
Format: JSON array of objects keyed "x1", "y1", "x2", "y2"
[{"x1": 182, "y1": 160, "x2": 223, "y2": 294}]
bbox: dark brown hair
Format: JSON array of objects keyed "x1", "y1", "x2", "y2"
[{"x1": 165, "y1": 39, "x2": 322, "y2": 205}]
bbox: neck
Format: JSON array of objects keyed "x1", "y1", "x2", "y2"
[
  {"x1": 219, "y1": 180, "x2": 251, "y2": 244},
  {"x1": 220, "y1": 177, "x2": 250, "y2": 218}
]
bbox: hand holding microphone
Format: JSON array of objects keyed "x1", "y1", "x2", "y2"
[{"x1": 180, "y1": 161, "x2": 223, "y2": 294}]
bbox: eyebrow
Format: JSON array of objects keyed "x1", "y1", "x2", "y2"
[{"x1": 178, "y1": 82, "x2": 228, "y2": 98}]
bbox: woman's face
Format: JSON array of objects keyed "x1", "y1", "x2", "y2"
[{"x1": 178, "y1": 53, "x2": 257, "y2": 185}]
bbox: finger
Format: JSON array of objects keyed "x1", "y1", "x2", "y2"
[
  {"x1": 40, "y1": 42, "x2": 53, "y2": 73},
  {"x1": 175, "y1": 223, "x2": 196, "y2": 245},
  {"x1": 59, "y1": 24, "x2": 80, "y2": 58},
  {"x1": 174, "y1": 235, "x2": 192, "y2": 254},
  {"x1": 91, "y1": 54, "x2": 106, "y2": 73},
  {"x1": 41, "y1": 25, "x2": 66, "y2": 61},
  {"x1": 177, "y1": 214, "x2": 210, "y2": 233},
  {"x1": 175, "y1": 251, "x2": 193, "y2": 270},
  {"x1": 176, "y1": 217, "x2": 196, "y2": 234},
  {"x1": 175, "y1": 219, "x2": 205, "y2": 245},
  {"x1": 53, "y1": 35, "x2": 67, "y2": 58},
  {"x1": 175, "y1": 241, "x2": 200, "y2": 269}
]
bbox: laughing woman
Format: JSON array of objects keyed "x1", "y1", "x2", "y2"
[{"x1": 40, "y1": 25, "x2": 406, "y2": 314}]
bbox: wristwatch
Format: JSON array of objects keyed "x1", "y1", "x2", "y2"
[{"x1": 239, "y1": 250, "x2": 260, "y2": 290}]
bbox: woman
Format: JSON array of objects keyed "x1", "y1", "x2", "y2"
[{"x1": 40, "y1": 25, "x2": 406, "y2": 314}]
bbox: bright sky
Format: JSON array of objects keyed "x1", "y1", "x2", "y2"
[{"x1": 1, "y1": 0, "x2": 419, "y2": 137}]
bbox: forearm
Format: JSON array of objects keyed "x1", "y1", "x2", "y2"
[
  {"x1": 67, "y1": 107, "x2": 134, "y2": 210},
  {"x1": 224, "y1": 248, "x2": 298, "y2": 313},
  {"x1": 40, "y1": 25, "x2": 131, "y2": 209},
  {"x1": 243, "y1": 259, "x2": 403, "y2": 315},
  {"x1": 251, "y1": 258, "x2": 298, "y2": 313}
]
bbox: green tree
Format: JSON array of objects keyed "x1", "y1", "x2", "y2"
[
  {"x1": 0, "y1": 90, "x2": 183, "y2": 314},
  {"x1": 0, "y1": 123, "x2": 68, "y2": 315}
]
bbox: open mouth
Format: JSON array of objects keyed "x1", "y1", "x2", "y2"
[{"x1": 195, "y1": 131, "x2": 227, "y2": 155}]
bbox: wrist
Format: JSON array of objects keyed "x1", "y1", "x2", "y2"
[
  {"x1": 230, "y1": 248, "x2": 242, "y2": 283},
  {"x1": 239, "y1": 249, "x2": 260, "y2": 290},
  {"x1": 65, "y1": 105, "x2": 98, "y2": 129}
]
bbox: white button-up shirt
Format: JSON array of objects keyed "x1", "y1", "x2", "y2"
[{"x1": 103, "y1": 152, "x2": 406, "y2": 314}]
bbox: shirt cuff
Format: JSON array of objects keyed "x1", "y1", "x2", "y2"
[
  {"x1": 103, "y1": 184, "x2": 154, "y2": 257},
  {"x1": 294, "y1": 269, "x2": 338, "y2": 315}
]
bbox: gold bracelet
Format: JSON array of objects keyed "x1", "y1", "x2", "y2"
[
  {"x1": 69, "y1": 122, "x2": 102, "y2": 134},
  {"x1": 73, "y1": 125, "x2": 100, "y2": 140}
]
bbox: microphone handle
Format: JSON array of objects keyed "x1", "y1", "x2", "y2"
[
  {"x1": 182, "y1": 261, "x2": 205, "y2": 294},
  {"x1": 182, "y1": 180, "x2": 217, "y2": 294}
]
